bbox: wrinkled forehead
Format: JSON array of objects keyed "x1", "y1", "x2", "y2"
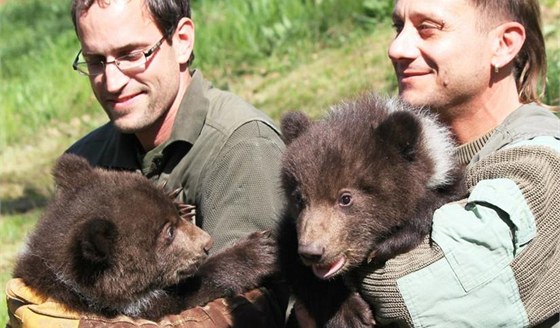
[{"x1": 392, "y1": 0, "x2": 474, "y2": 20}]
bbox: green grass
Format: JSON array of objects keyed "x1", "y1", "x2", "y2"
[
  {"x1": 0, "y1": 211, "x2": 39, "y2": 271},
  {"x1": 0, "y1": 211, "x2": 40, "y2": 326},
  {"x1": 0, "y1": 0, "x2": 98, "y2": 149},
  {"x1": 0, "y1": 0, "x2": 558, "y2": 325}
]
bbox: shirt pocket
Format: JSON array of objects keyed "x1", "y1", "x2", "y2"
[{"x1": 432, "y1": 178, "x2": 536, "y2": 292}]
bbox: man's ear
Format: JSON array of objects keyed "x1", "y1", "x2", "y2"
[
  {"x1": 491, "y1": 21, "x2": 525, "y2": 70},
  {"x1": 172, "y1": 17, "x2": 195, "y2": 65}
]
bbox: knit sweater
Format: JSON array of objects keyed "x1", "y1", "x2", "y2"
[{"x1": 355, "y1": 104, "x2": 560, "y2": 327}]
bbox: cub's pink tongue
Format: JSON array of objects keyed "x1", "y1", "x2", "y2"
[{"x1": 312, "y1": 256, "x2": 345, "y2": 279}]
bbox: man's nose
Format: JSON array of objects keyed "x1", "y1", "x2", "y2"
[
  {"x1": 103, "y1": 62, "x2": 129, "y2": 93},
  {"x1": 388, "y1": 25, "x2": 419, "y2": 62}
]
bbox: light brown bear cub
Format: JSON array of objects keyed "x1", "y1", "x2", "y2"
[
  {"x1": 13, "y1": 154, "x2": 276, "y2": 321},
  {"x1": 277, "y1": 94, "x2": 465, "y2": 327}
]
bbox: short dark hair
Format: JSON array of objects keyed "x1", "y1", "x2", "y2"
[
  {"x1": 469, "y1": 0, "x2": 546, "y2": 104},
  {"x1": 71, "y1": 0, "x2": 195, "y2": 65}
]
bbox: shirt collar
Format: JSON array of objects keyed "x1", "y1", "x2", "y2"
[
  {"x1": 140, "y1": 70, "x2": 210, "y2": 176},
  {"x1": 169, "y1": 69, "x2": 211, "y2": 145}
]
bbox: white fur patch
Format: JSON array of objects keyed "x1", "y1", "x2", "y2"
[
  {"x1": 388, "y1": 97, "x2": 456, "y2": 188},
  {"x1": 336, "y1": 94, "x2": 457, "y2": 189},
  {"x1": 121, "y1": 290, "x2": 166, "y2": 317},
  {"x1": 330, "y1": 93, "x2": 456, "y2": 188}
]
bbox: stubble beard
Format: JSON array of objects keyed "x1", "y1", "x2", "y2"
[{"x1": 107, "y1": 97, "x2": 164, "y2": 135}]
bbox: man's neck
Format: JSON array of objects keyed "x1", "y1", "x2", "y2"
[
  {"x1": 136, "y1": 106, "x2": 179, "y2": 151},
  {"x1": 136, "y1": 71, "x2": 192, "y2": 151},
  {"x1": 440, "y1": 78, "x2": 522, "y2": 145}
]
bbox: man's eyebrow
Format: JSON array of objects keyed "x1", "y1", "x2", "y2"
[
  {"x1": 391, "y1": 6, "x2": 447, "y2": 23},
  {"x1": 82, "y1": 42, "x2": 149, "y2": 57}
]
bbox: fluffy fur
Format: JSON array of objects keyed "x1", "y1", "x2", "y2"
[
  {"x1": 277, "y1": 94, "x2": 465, "y2": 327},
  {"x1": 13, "y1": 154, "x2": 277, "y2": 321}
]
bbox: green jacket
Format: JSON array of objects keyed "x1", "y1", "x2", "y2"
[{"x1": 66, "y1": 70, "x2": 286, "y2": 252}]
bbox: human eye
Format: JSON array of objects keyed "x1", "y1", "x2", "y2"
[
  {"x1": 81, "y1": 56, "x2": 105, "y2": 72},
  {"x1": 391, "y1": 16, "x2": 404, "y2": 34},
  {"x1": 83, "y1": 55, "x2": 104, "y2": 65},
  {"x1": 392, "y1": 21, "x2": 404, "y2": 34},
  {"x1": 118, "y1": 50, "x2": 144, "y2": 63},
  {"x1": 417, "y1": 21, "x2": 442, "y2": 37}
]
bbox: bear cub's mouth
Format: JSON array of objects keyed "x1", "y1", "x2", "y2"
[{"x1": 311, "y1": 255, "x2": 346, "y2": 280}]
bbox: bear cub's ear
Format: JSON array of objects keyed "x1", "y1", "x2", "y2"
[
  {"x1": 53, "y1": 154, "x2": 96, "y2": 192},
  {"x1": 76, "y1": 218, "x2": 118, "y2": 266},
  {"x1": 375, "y1": 111, "x2": 422, "y2": 161},
  {"x1": 281, "y1": 111, "x2": 311, "y2": 145}
]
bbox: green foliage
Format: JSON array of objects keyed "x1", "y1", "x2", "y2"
[
  {"x1": 543, "y1": 23, "x2": 559, "y2": 106},
  {"x1": 192, "y1": 0, "x2": 388, "y2": 75},
  {"x1": 0, "y1": 0, "x2": 96, "y2": 150},
  {"x1": 545, "y1": 49, "x2": 560, "y2": 106}
]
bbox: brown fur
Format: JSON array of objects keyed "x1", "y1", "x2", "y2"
[
  {"x1": 13, "y1": 154, "x2": 277, "y2": 321},
  {"x1": 277, "y1": 94, "x2": 465, "y2": 327}
]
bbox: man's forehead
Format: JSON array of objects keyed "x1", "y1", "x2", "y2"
[
  {"x1": 76, "y1": 0, "x2": 158, "y2": 54},
  {"x1": 79, "y1": 0, "x2": 134, "y2": 9},
  {"x1": 77, "y1": 0, "x2": 153, "y2": 29},
  {"x1": 392, "y1": 0, "x2": 472, "y2": 20},
  {"x1": 76, "y1": 0, "x2": 148, "y2": 19}
]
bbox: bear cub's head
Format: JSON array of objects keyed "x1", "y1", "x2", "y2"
[
  {"x1": 280, "y1": 94, "x2": 463, "y2": 280},
  {"x1": 16, "y1": 154, "x2": 212, "y2": 313}
]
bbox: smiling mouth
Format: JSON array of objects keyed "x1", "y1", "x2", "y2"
[
  {"x1": 311, "y1": 255, "x2": 346, "y2": 280},
  {"x1": 400, "y1": 70, "x2": 431, "y2": 78},
  {"x1": 107, "y1": 92, "x2": 142, "y2": 107}
]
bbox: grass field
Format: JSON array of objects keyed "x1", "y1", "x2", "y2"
[{"x1": 0, "y1": 0, "x2": 559, "y2": 325}]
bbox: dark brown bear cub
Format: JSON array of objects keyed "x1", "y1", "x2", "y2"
[
  {"x1": 13, "y1": 154, "x2": 276, "y2": 321},
  {"x1": 277, "y1": 94, "x2": 465, "y2": 327}
]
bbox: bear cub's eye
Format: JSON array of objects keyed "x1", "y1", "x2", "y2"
[
  {"x1": 292, "y1": 189, "x2": 305, "y2": 209},
  {"x1": 163, "y1": 224, "x2": 176, "y2": 244},
  {"x1": 338, "y1": 193, "x2": 353, "y2": 207}
]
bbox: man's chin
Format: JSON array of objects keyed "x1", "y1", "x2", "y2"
[
  {"x1": 398, "y1": 90, "x2": 428, "y2": 108},
  {"x1": 111, "y1": 118, "x2": 141, "y2": 134}
]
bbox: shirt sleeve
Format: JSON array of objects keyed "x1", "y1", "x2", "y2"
[
  {"x1": 198, "y1": 120, "x2": 286, "y2": 252},
  {"x1": 396, "y1": 179, "x2": 533, "y2": 328}
]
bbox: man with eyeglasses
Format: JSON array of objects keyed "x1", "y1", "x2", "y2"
[{"x1": 6, "y1": 0, "x2": 287, "y2": 327}]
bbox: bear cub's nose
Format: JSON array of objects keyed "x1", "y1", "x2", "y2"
[{"x1": 298, "y1": 243, "x2": 324, "y2": 263}]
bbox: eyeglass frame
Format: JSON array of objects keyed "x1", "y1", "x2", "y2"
[{"x1": 72, "y1": 35, "x2": 167, "y2": 76}]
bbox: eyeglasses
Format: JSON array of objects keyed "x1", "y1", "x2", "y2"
[{"x1": 72, "y1": 36, "x2": 166, "y2": 76}]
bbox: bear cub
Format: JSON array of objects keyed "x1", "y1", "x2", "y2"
[
  {"x1": 13, "y1": 154, "x2": 277, "y2": 321},
  {"x1": 277, "y1": 94, "x2": 465, "y2": 327}
]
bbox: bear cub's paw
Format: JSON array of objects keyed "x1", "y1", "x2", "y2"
[
  {"x1": 199, "y1": 230, "x2": 278, "y2": 296},
  {"x1": 327, "y1": 292, "x2": 375, "y2": 328},
  {"x1": 228, "y1": 230, "x2": 279, "y2": 283}
]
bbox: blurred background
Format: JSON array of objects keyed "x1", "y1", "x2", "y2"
[{"x1": 0, "y1": 0, "x2": 558, "y2": 324}]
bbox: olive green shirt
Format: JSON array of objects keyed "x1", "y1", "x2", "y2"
[{"x1": 66, "y1": 70, "x2": 286, "y2": 252}]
